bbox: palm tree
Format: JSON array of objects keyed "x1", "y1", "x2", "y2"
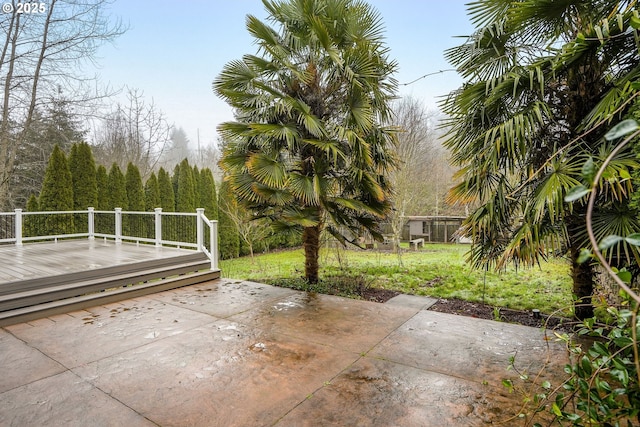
[
  {"x1": 443, "y1": 0, "x2": 640, "y2": 319},
  {"x1": 214, "y1": 0, "x2": 398, "y2": 283}
]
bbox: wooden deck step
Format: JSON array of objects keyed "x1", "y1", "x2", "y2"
[
  {"x1": 0, "y1": 251, "x2": 220, "y2": 327},
  {"x1": 0, "y1": 269, "x2": 220, "y2": 327},
  {"x1": 0, "y1": 251, "x2": 209, "y2": 296}
]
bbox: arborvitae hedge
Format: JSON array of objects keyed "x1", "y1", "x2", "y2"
[
  {"x1": 176, "y1": 159, "x2": 196, "y2": 242},
  {"x1": 157, "y1": 167, "x2": 175, "y2": 212},
  {"x1": 192, "y1": 165, "x2": 201, "y2": 205},
  {"x1": 171, "y1": 162, "x2": 180, "y2": 210},
  {"x1": 107, "y1": 164, "x2": 127, "y2": 210},
  {"x1": 124, "y1": 163, "x2": 145, "y2": 236},
  {"x1": 95, "y1": 165, "x2": 110, "y2": 233},
  {"x1": 69, "y1": 142, "x2": 97, "y2": 210},
  {"x1": 176, "y1": 159, "x2": 196, "y2": 213},
  {"x1": 144, "y1": 172, "x2": 161, "y2": 211},
  {"x1": 96, "y1": 165, "x2": 109, "y2": 210},
  {"x1": 39, "y1": 145, "x2": 74, "y2": 234},
  {"x1": 125, "y1": 163, "x2": 144, "y2": 211},
  {"x1": 218, "y1": 180, "x2": 240, "y2": 259},
  {"x1": 200, "y1": 168, "x2": 218, "y2": 220},
  {"x1": 32, "y1": 143, "x2": 303, "y2": 257}
]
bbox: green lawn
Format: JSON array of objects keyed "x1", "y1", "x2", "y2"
[{"x1": 220, "y1": 244, "x2": 573, "y2": 316}]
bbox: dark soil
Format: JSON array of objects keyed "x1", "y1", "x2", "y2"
[
  {"x1": 360, "y1": 287, "x2": 400, "y2": 303},
  {"x1": 361, "y1": 287, "x2": 575, "y2": 331},
  {"x1": 429, "y1": 298, "x2": 575, "y2": 331}
]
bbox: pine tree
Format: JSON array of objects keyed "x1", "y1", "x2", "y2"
[
  {"x1": 157, "y1": 167, "x2": 175, "y2": 212},
  {"x1": 218, "y1": 180, "x2": 240, "y2": 259},
  {"x1": 9, "y1": 99, "x2": 86, "y2": 209},
  {"x1": 108, "y1": 163, "x2": 127, "y2": 210},
  {"x1": 199, "y1": 168, "x2": 218, "y2": 220},
  {"x1": 39, "y1": 145, "x2": 74, "y2": 234}
]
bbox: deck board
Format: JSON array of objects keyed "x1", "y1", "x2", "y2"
[{"x1": 0, "y1": 240, "x2": 195, "y2": 285}]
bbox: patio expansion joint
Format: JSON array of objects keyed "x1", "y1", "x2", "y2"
[
  {"x1": 0, "y1": 327, "x2": 70, "y2": 394},
  {"x1": 269, "y1": 306, "x2": 429, "y2": 426},
  {"x1": 269, "y1": 352, "x2": 366, "y2": 427},
  {"x1": 65, "y1": 368, "x2": 162, "y2": 427}
]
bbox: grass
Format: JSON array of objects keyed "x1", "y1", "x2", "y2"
[{"x1": 220, "y1": 244, "x2": 574, "y2": 316}]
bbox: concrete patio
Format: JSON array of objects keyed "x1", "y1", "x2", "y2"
[{"x1": 0, "y1": 279, "x2": 568, "y2": 426}]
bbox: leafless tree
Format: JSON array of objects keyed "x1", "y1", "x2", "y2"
[
  {"x1": 387, "y1": 97, "x2": 461, "y2": 250},
  {"x1": 92, "y1": 88, "x2": 172, "y2": 179},
  {"x1": 0, "y1": 0, "x2": 125, "y2": 209},
  {"x1": 219, "y1": 193, "x2": 270, "y2": 259}
]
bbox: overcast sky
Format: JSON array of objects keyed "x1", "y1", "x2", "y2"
[{"x1": 95, "y1": 0, "x2": 475, "y2": 149}]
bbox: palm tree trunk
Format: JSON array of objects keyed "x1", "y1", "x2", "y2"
[
  {"x1": 564, "y1": 202, "x2": 595, "y2": 320},
  {"x1": 570, "y1": 244, "x2": 594, "y2": 320},
  {"x1": 303, "y1": 225, "x2": 321, "y2": 284}
]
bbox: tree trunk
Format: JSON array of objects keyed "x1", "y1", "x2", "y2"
[
  {"x1": 570, "y1": 243, "x2": 594, "y2": 320},
  {"x1": 303, "y1": 225, "x2": 321, "y2": 284}
]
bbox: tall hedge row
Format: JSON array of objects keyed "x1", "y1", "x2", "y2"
[{"x1": 28, "y1": 148, "x2": 300, "y2": 259}]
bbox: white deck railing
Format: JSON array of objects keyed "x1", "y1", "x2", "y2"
[{"x1": 0, "y1": 208, "x2": 219, "y2": 270}]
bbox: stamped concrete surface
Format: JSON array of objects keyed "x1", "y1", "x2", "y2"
[{"x1": 0, "y1": 279, "x2": 568, "y2": 426}]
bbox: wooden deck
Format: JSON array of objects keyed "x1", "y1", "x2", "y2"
[
  {"x1": 0, "y1": 239, "x2": 197, "y2": 285},
  {"x1": 0, "y1": 239, "x2": 220, "y2": 326}
]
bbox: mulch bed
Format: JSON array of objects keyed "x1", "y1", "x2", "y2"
[{"x1": 361, "y1": 287, "x2": 575, "y2": 331}]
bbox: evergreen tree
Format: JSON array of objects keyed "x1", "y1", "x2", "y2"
[
  {"x1": 144, "y1": 172, "x2": 161, "y2": 211},
  {"x1": 96, "y1": 165, "x2": 109, "y2": 210},
  {"x1": 199, "y1": 168, "x2": 218, "y2": 220},
  {"x1": 157, "y1": 167, "x2": 175, "y2": 212},
  {"x1": 69, "y1": 142, "x2": 97, "y2": 234},
  {"x1": 125, "y1": 163, "x2": 144, "y2": 211},
  {"x1": 171, "y1": 162, "x2": 181, "y2": 210},
  {"x1": 176, "y1": 159, "x2": 196, "y2": 242},
  {"x1": 124, "y1": 162, "x2": 145, "y2": 236},
  {"x1": 9, "y1": 99, "x2": 86, "y2": 209},
  {"x1": 107, "y1": 163, "x2": 127, "y2": 210},
  {"x1": 157, "y1": 166, "x2": 176, "y2": 241},
  {"x1": 218, "y1": 180, "x2": 240, "y2": 259},
  {"x1": 144, "y1": 172, "x2": 161, "y2": 239},
  {"x1": 192, "y1": 165, "x2": 201, "y2": 207},
  {"x1": 69, "y1": 142, "x2": 97, "y2": 210},
  {"x1": 39, "y1": 145, "x2": 74, "y2": 234},
  {"x1": 95, "y1": 164, "x2": 110, "y2": 234},
  {"x1": 176, "y1": 158, "x2": 196, "y2": 212}
]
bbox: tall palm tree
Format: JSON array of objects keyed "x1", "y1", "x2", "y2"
[
  {"x1": 443, "y1": 0, "x2": 640, "y2": 319},
  {"x1": 214, "y1": 0, "x2": 398, "y2": 283}
]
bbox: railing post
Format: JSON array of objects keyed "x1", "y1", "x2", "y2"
[
  {"x1": 115, "y1": 208, "x2": 122, "y2": 244},
  {"x1": 14, "y1": 209, "x2": 22, "y2": 246},
  {"x1": 87, "y1": 207, "x2": 95, "y2": 240},
  {"x1": 154, "y1": 208, "x2": 162, "y2": 247},
  {"x1": 210, "y1": 220, "x2": 218, "y2": 270},
  {"x1": 196, "y1": 208, "x2": 204, "y2": 252}
]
